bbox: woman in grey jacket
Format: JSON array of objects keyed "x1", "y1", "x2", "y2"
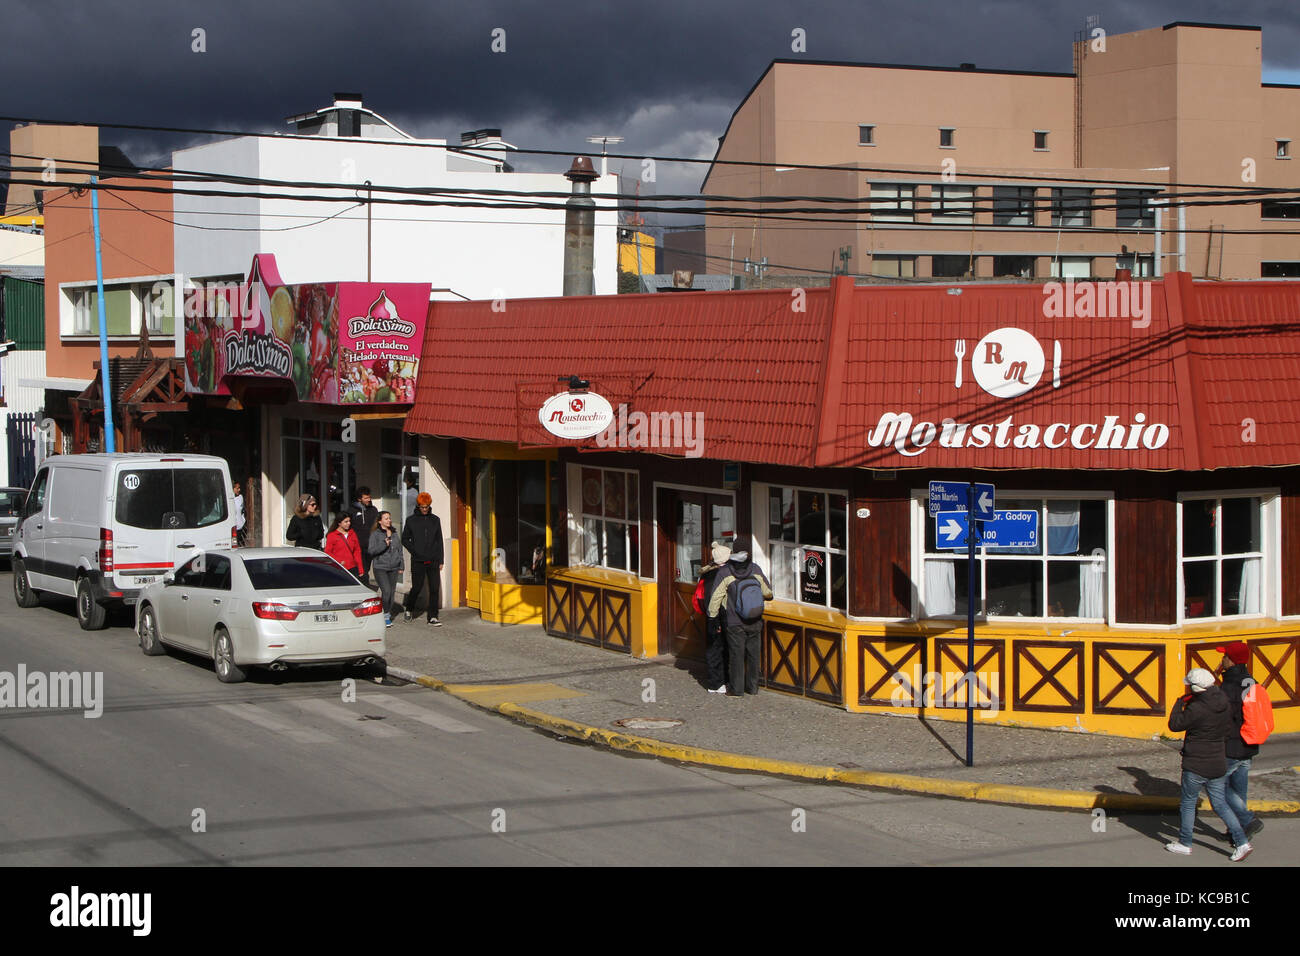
[{"x1": 368, "y1": 511, "x2": 404, "y2": 627}]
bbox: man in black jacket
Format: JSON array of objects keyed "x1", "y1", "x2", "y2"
[
  {"x1": 1166, "y1": 668, "x2": 1252, "y2": 860},
  {"x1": 347, "y1": 487, "x2": 380, "y2": 586},
  {"x1": 706, "y1": 535, "x2": 773, "y2": 697},
  {"x1": 401, "y1": 492, "x2": 444, "y2": 625},
  {"x1": 1217, "y1": 641, "x2": 1265, "y2": 842}
]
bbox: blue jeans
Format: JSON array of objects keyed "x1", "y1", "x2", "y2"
[
  {"x1": 1179, "y1": 770, "x2": 1246, "y2": 847},
  {"x1": 1224, "y1": 758, "x2": 1256, "y2": 831}
]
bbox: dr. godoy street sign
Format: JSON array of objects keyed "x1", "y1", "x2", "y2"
[
  {"x1": 928, "y1": 480, "x2": 995, "y2": 518},
  {"x1": 935, "y1": 509, "x2": 1039, "y2": 550}
]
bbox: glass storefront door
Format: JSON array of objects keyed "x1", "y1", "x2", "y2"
[
  {"x1": 323, "y1": 442, "x2": 357, "y2": 528},
  {"x1": 657, "y1": 488, "x2": 735, "y2": 658}
]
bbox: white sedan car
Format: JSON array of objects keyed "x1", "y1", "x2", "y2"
[{"x1": 134, "y1": 547, "x2": 385, "y2": 683}]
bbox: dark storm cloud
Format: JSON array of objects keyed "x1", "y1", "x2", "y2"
[{"x1": 4, "y1": 0, "x2": 1300, "y2": 193}]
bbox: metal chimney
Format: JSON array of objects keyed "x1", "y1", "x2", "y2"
[{"x1": 563, "y1": 156, "x2": 599, "y2": 296}]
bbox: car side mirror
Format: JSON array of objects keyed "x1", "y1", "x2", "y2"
[{"x1": 163, "y1": 572, "x2": 175, "y2": 586}]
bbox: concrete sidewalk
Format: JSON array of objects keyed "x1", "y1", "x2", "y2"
[{"x1": 380, "y1": 607, "x2": 1300, "y2": 813}]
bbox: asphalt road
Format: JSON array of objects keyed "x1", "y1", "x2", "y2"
[{"x1": 1, "y1": 580, "x2": 1296, "y2": 868}]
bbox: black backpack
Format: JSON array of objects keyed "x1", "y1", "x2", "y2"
[{"x1": 731, "y1": 572, "x2": 765, "y2": 623}]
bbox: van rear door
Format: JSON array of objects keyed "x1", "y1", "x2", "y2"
[{"x1": 111, "y1": 462, "x2": 232, "y2": 590}]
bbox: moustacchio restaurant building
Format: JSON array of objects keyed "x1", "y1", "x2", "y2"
[{"x1": 405, "y1": 272, "x2": 1300, "y2": 738}]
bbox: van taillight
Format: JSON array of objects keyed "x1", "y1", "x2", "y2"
[
  {"x1": 99, "y1": 528, "x2": 114, "y2": 572},
  {"x1": 232, "y1": 526, "x2": 238, "y2": 548}
]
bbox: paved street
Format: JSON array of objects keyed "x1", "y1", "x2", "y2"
[{"x1": 1, "y1": 583, "x2": 1296, "y2": 867}]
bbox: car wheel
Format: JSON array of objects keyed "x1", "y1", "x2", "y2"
[
  {"x1": 13, "y1": 557, "x2": 39, "y2": 608},
  {"x1": 213, "y1": 628, "x2": 246, "y2": 684},
  {"x1": 76, "y1": 577, "x2": 108, "y2": 630},
  {"x1": 138, "y1": 605, "x2": 166, "y2": 656}
]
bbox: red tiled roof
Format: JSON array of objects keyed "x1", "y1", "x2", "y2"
[
  {"x1": 406, "y1": 287, "x2": 835, "y2": 467},
  {"x1": 406, "y1": 274, "x2": 1300, "y2": 472}
]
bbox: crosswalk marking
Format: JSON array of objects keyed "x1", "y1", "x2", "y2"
[
  {"x1": 213, "y1": 703, "x2": 333, "y2": 744},
  {"x1": 359, "y1": 694, "x2": 481, "y2": 734},
  {"x1": 294, "y1": 698, "x2": 405, "y2": 738}
]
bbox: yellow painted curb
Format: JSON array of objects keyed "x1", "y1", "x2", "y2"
[{"x1": 403, "y1": 673, "x2": 1300, "y2": 814}]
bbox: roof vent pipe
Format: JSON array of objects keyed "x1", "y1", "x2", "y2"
[{"x1": 563, "y1": 156, "x2": 599, "y2": 296}]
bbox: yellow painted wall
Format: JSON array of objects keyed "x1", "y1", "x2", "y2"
[{"x1": 618, "y1": 232, "x2": 656, "y2": 275}]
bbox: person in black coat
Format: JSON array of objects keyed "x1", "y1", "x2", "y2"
[
  {"x1": 346, "y1": 487, "x2": 380, "y2": 585},
  {"x1": 1216, "y1": 641, "x2": 1264, "y2": 841},
  {"x1": 401, "y1": 492, "x2": 444, "y2": 625},
  {"x1": 285, "y1": 494, "x2": 324, "y2": 550},
  {"x1": 698, "y1": 539, "x2": 732, "y2": 694},
  {"x1": 1166, "y1": 668, "x2": 1251, "y2": 859}
]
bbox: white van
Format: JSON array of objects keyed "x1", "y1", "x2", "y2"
[{"x1": 12, "y1": 454, "x2": 236, "y2": 629}]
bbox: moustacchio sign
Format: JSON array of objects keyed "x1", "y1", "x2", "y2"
[{"x1": 182, "y1": 254, "x2": 430, "y2": 405}]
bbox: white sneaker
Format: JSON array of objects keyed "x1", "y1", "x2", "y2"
[
  {"x1": 1165, "y1": 842, "x2": 1192, "y2": 855},
  {"x1": 1230, "y1": 842, "x2": 1253, "y2": 862},
  {"x1": 708, "y1": 684, "x2": 727, "y2": 694}
]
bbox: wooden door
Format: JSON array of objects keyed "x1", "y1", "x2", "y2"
[{"x1": 656, "y1": 489, "x2": 735, "y2": 658}]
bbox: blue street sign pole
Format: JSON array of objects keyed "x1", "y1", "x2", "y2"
[
  {"x1": 90, "y1": 177, "x2": 116, "y2": 453},
  {"x1": 966, "y1": 482, "x2": 975, "y2": 767}
]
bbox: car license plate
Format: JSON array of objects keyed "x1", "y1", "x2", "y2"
[
  {"x1": 133, "y1": 575, "x2": 157, "y2": 585},
  {"x1": 314, "y1": 612, "x2": 338, "y2": 623}
]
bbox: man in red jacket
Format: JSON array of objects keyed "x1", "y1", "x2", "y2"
[{"x1": 1166, "y1": 668, "x2": 1252, "y2": 861}]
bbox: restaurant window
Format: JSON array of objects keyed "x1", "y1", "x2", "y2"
[
  {"x1": 472, "y1": 459, "x2": 550, "y2": 585},
  {"x1": 1051, "y1": 188, "x2": 1093, "y2": 227},
  {"x1": 919, "y1": 495, "x2": 1109, "y2": 620},
  {"x1": 870, "y1": 255, "x2": 916, "y2": 278},
  {"x1": 579, "y1": 467, "x2": 639, "y2": 574},
  {"x1": 932, "y1": 184, "x2": 975, "y2": 222},
  {"x1": 992, "y1": 186, "x2": 1036, "y2": 226},
  {"x1": 870, "y1": 183, "x2": 915, "y2": 222},
  {"x1": 1180, "y1": 495, "x2": 1267, "y2": 620},
  {"x1": 765, "y1": 486, "x2": 847, "y2": 612}
]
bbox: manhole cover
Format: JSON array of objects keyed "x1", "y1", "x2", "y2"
[{"x1": 614, "y1": 717, "x2": 683, "y2": 730}]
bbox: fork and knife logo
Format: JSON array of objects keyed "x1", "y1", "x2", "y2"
[{"x1": 954, "y1": 327, "x2": 1062, "y2": 398}]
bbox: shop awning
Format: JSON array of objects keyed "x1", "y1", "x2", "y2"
[{"x1": 405, "y1": 273, "x2": 1300, "y2": 472}]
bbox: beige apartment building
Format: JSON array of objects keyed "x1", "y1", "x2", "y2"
[{"x1": 705, "y1": 21, "x2": 1300, "y2": 282}]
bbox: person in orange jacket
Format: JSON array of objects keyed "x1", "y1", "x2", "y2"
[{"x1": 324, "y1": 513, "x2": 365, "y2": 582}]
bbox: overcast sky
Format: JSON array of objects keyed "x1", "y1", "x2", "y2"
[{"x1": 6, "y1": 0, "x2": 1300, "y2": 221}]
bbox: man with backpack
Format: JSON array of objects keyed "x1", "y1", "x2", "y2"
[
  {"x1": 707, "y1": 535, "x2": 772, "y2": 697},
  {"x1": 1165, "y1": 668, "x2": 1253, "y2": 861},
  {"x1": 1217, "y1": 641, "x2": 1269, "y2": 844}
]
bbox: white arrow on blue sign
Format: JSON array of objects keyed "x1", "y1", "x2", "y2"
[
  {"x1": 928, "y1": 481, "x2": 996, "y2": 519},
  {"x1": 934, "y1": 509, "x2": 1039, "y2": 550}
]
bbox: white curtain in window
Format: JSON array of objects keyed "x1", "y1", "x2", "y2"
[
  {"x1": 1239, "y1": 558, "x2": 1261, "y2": 614},
  {"x1": 583, "y1": 516, "x2": 600, "y2": 566},
  {"x1": 1079, "y1": 552, "x2": 1106, "y2": 618},
  {"x1": 924, "y1": 560, "x2": 956, "y2": 616}
]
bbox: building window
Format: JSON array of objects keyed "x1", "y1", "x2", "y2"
[
  {"x1": 992, "y1": 186, "x2": 1036, "y2": 226},
  {"x1": 139, "y1": 280, "x2": 175, "y2": 336},
  {"x1": 939, "y1": 127, "x2": 955, "y2": 148},
  {"x1": 920, "y1": 495, "x2": 1109, "y2": 620},
  {"x1": 1116, "y1": 189, "x2": 1158, "y2": 228},
  {"x1": 993, "y1": 255, "x2": 1035, "y2": 278},
  {"x1": 932, "y1": 184, "x2": 975, "y2": 222},
  {"x1": 380, "y1": 429, "x2": 420, "y2": 526},
  {"x1": 1277, "y1": 139, "x2": 1291, "y2": 159},
  {"x1": 1180, "y1": 495, "x2": 1266, "y2": 620},
  {"x1": 579, "y1": 467, "x2": 638, "y2": 574},
  {"x1": 1260, "y1": 199, "x2": 1300, "y2": 220},
  {"x1": 870, "y1": 255, "x2": 916, "y2": 278},
  {"x1": 66, "y1": 285, "x2": 133, "y2": 336},
  {"x1": 1034, "y1": 130, "x2": 1049, "y2": 151},
  {"x1": 1050, "y1": 256, "x2": 1093, "y2": 279},
  {"x1": 859, "y1": 124, "x2": 875, "y2": 146},
  {"x1": 1262, "y1": 261, "x2": 1300, "y2": 277},
  {"x1": 870, "y1": 183, "x2": 915, "y2": 222},
  {"x1": 766, "y1": 486, "x2": 847, "y2": 611},
  {"x1": 1051, "y1": 188, "x2": 1093, "y2": 227},
  {"x1": 473, "y1": 459, "x2": 551, "y2": 584},
  {"x1": 931, "y1": 255, "x2": 971, "y2": 278},
  {"x1": 1133, "y1": 255, "x2": 1155, "y2": 277}
]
